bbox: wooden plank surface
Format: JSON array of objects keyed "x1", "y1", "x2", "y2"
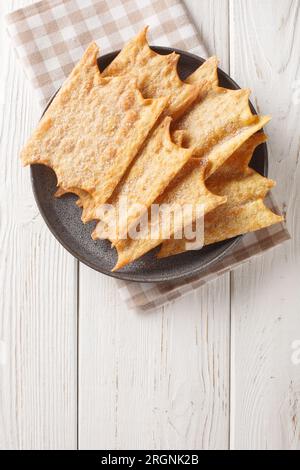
[
  {"x1": 0, "y1": 1, "x2": 77, "y2": 450},
  {"x1": 229, "y1": 0, "x2": 300, "y2": 450},
  {"x1": 78, "y1": 0, "x2": 231, "y2": 450}
]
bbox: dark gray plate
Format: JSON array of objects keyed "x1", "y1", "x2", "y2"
[{"x1": 30, "y1": 47, "x2": 268, "y2": 283}]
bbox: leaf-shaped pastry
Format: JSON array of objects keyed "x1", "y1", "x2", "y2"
[
  {"x1": 113, "y1": 159, "x2": 226, "y2": 271},
  {"x1": 172, "y1": 56, "x2": 271, "y2": 178},
  {"x1": 92, "y1": 116, "x2": 194, "y2": 242}
]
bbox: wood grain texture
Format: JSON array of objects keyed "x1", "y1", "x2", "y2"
[
  {"x1": 0, "y1": 1, "x2": 77, "y2": 450},
  {"x1": 229, "y1": 0, "x2": 300, "y2": 450},
  {"x1": 78, "y1": 0, "x2": 231, "y2": 450}
]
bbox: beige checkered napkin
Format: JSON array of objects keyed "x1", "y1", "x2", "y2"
[
  {"x1": 6, "y1": 0, "x2": 290, "y2": 310},
  {"x1": 5, "y1": 0, "x2": 207, "y2": 107}
]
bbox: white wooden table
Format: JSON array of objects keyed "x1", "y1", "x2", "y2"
[{"x1": 0, "y1": 0, "x2": 299, "y2": 450}]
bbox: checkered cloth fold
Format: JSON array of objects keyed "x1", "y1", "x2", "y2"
[{"x1": 5, "y1": 0, "x2": 290, "y2": 310}]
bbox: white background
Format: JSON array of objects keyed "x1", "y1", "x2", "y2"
[{"x1": 0, "y1": 0, "x2": 299, "y2": 450}]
